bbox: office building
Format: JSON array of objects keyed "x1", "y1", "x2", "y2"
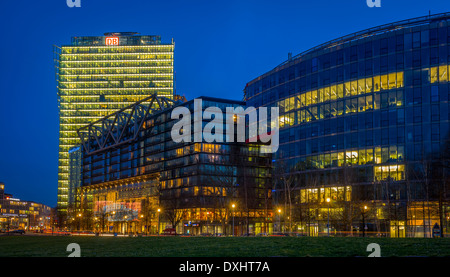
[
  {"x1": 74, "y1": 95, "x2": 273, "y2": 235},
  {"x1": 54, "y1": 32, "x2": 175, "y2": 215},
  {"x1": 0, "y1": 183, "x2": 53, "y2": 231},
  {"x1": 244, "y1": 13, "x2": 450, "y2": 237}
]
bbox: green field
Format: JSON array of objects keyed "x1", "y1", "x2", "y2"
[{"x1": 0, "y1": 235, "x2": 449, "y2": 257}]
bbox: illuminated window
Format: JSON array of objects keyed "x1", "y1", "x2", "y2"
[
  {"x1": 380, "y1": 75, "x2": 388, "y2": 90},
  {"x1": 430, "y1": 67, "x2": 438, "y2": 83},
  {"x1": 358, "y1": 79, "x2": 365, "y2": 94},
  {"x1": 439, "y1": 65, "x2": 448, "y2": 83},
  {"x1": 396, "y1": 72, "x2": 404, "y2": 87},
  {"x1": 388, "y1": 72, "x2": 397, "y2": 89},
  {"x1": 337, "y1": 84, "x2": 344, "y2": 98},
  {"x1": 373, "y1": 75, "x2": 381, "y2": 92}
]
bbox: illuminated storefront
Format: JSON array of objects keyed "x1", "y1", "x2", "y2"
[
  {"x1": 244, "y1": 13, "x2": 450, "y2": 237},
  {"x1": 54, "y1": 32, "x2": 174, "y2": 215}
]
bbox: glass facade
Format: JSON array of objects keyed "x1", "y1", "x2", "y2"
[
  {"x1": 76, "y1": 97, "x2": 273, "y2": 235},
  {"x1": 244, "y1": 14, "x2": 450, "y2": 237},
  {"x1": 54, "y1": 33, "x2": 175, "y2": 214}
]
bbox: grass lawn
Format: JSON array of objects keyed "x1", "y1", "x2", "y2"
[{"x1": 0, "y1": 235, "x2": 449, "y2": 257}]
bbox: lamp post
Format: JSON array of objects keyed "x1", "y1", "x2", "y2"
[
  {"x1": 326, "y1": 198, "x2": 331, "y2": 237},
  {"x1": 112, "y1": 211, "x2": 116, "y2": 234},
  {"x1": 277, "y1": 209, "x2": 282, "y2": 232},
  {"x1": 362, "y1": 205, "x2": 368, "y2": 237},
  {"x1": 77, "y1": 213, "x2": 82, "y2": 231},
  {"x1": 140, "y1": 214, "x2": 144, "y2": 235},
  {"x1": 124, "y1": 215, "x2": 128, "y2": 235},
  {"x1": 231, "y1": 204, "x2": 235, "y2": 236},
  {"x1": 157, "y1": 208, "x2": 161, "y2": 235},
  {"x1": 94, "y1": 217, "x2": 98, "y2": 233}
]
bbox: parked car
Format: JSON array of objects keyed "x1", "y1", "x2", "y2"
[
  {"x1": 7, "y1": 230, "x2": 25, "y2": 235},
  {"x1": 162, "y1": 228, "x2": 177, "y2": 236},
  {"x1": 270, "y1": 232, "x2": 289, "y2": 237},
  {"x1": 256, "y1": 232, "x2": 268, "y2": 237}
]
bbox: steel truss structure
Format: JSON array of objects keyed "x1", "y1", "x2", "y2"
[{"x1": 77, "y1": 94, "x2": 181, "y2": 154}]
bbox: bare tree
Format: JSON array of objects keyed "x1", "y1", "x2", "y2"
[
  {"x1": 161, "y1": 193, "x2": 186, "y2": 232},
  {"x1": 273, "y1": 160, "x2": 302, "y2": 233}
]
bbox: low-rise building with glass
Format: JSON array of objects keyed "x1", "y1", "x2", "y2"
[
  {"x1": 244, "y1": 13, "x2": 450, "y2": 237},
  {"x1": 74, "y1": 96, "x2": 273, "y2": 235},
  {"x1": 0, "y1": 183, "x2": 53, "y2": 232}
]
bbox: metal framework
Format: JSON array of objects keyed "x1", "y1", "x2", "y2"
[{"x1": 77, "y1": 94, "x2": 181, "y2": 154}]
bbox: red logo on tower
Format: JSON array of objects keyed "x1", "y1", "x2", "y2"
[{"x1": 105, "y1": 37, "x2": 119, "y2": 46}]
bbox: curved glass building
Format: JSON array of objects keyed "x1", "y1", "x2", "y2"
[{"x1": 244, "y1": 13, "x2": 450, "y2": 237}]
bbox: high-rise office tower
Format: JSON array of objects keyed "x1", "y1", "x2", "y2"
[{"x1": 54, "y1": 32, "x2": 174, "y2": 215}]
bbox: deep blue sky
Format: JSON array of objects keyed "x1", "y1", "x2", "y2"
[{"x1": 0, "y1": 0, "x2": 449, "y2": 208}]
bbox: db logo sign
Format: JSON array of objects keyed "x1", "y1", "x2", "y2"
[
  {"x1": 67, "y1": 0, "x2": 81, "y2": 8},
  {"x1": 367, "y1": 0, "x2": 381, "y2": 8},
  {"x1": 105, "y1": 37, "x2": 119, "y2": 46}
]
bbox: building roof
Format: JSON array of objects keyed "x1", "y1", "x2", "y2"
[{"x1": 245, "y1": 12, "x2": 450, "y2": 87}]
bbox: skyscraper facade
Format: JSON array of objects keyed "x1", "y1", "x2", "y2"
[
  {"x1": 244, "y1": 13, "x2": 450, "y2": 237},
  {"x1": 54, "y1": 32, "x2": 174, "y2": 215}
]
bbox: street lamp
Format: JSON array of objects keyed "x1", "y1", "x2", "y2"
[
  {"x1": 277, "y1": 208, "x2": 282, "y2": 232},
  {"x1": 110, "y1": 211, "x2": 116, "y2": 234},
  {"x1": 77, "y1": 213, "x2": 82, "y2": 231},
  {"x1": 231, "y1": 204, "x2": 236, "y2": 236},
  {"x1": 326, "y1": 198, "x2": 331, "y2": 237},
  {"x1": 157, "y1": 208, "x2": 161, "y2": 235},
  {"x1": 362, "y1": 205, "x2": 368, "y2": 237},
  {"x1": 139, "y1": 214, "x2": 144, "y2": 235}
]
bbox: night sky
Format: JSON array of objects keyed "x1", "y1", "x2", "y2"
[{"x1": 0, "y1": 0, "x2": 449, "y2": 208}]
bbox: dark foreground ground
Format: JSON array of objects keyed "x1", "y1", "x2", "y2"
[{"x1": 1, "y1": 235, "x2": 450, "y2": 257}]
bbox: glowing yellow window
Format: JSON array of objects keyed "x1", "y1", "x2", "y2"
[
  {"x1": 388, "y1": 73, "x2": 397, "y2": 89},
  {"x1": 330, "y1": 85, "x2": 337, "y2": 100},
  {"x1": 439, "y1": 65, "x2": 448, "y2": 83},
  {"x1": 430, "y1": 67, "x2": 438, "y2": 83},
  {"x1": 380, "y1": 75, "x2": 388, "y2": 90},
  {"x1": 195, "y1": 143, "x2": 201, "y2": 152},
  {"x1": 337, "y1": 84, "x2": 344, "y2": 98},
  {"x1": 323, "y1": 87, "x2": 330, "y2": 102},
  {"x1": 294, "y1": 95, "x2": 302, "y2": 109},
  {"x1": 396, "y1": 72, "x2": 404, "y2": 88},
  {"x1": 365, "y1": 78, "x2": 373, "y2": 93},
  {"x1": 373, "y1": 76, "x2": 381, "y2": 92},
  {"x1": 279, "y1": 115, "x2": 286, "y2": 128},
  {"x1": 375, "y1": 147, "x2": 382, "y2": 164},
  {"x1": 289, "y1": 97, "x2": 295, "y2": 110},
  {"x1": 344, "y1": 82, "x2": 351, "y2": 96},
  {"x1": 338, "y1": 152, "x2": 345, "y2": 166},
  {"x1": 311, "y1": 90, "x2": 318, "y2": 104},
  {"x1": 374, "y1": 166, "x2": 382, "y2": 181},
  {"x1": 358, "y1": 79, "x2": 365, "y2": 94},
  {"x1": 358, "y1": 149, "x2": 366, "y2": 165},
  {"x1": 305, "y1": 91, "x2": 311, "y2": 106},
  {"x1": 351, "y1": 81, "x2": 358, "y2": 96},
  {"x1": 397, "y1": 164, "x2": 405, "y2": 180}
]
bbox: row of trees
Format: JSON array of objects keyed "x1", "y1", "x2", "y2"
[{"x1": 273, "y1": 138, "x2": 450, "y2": 237}]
